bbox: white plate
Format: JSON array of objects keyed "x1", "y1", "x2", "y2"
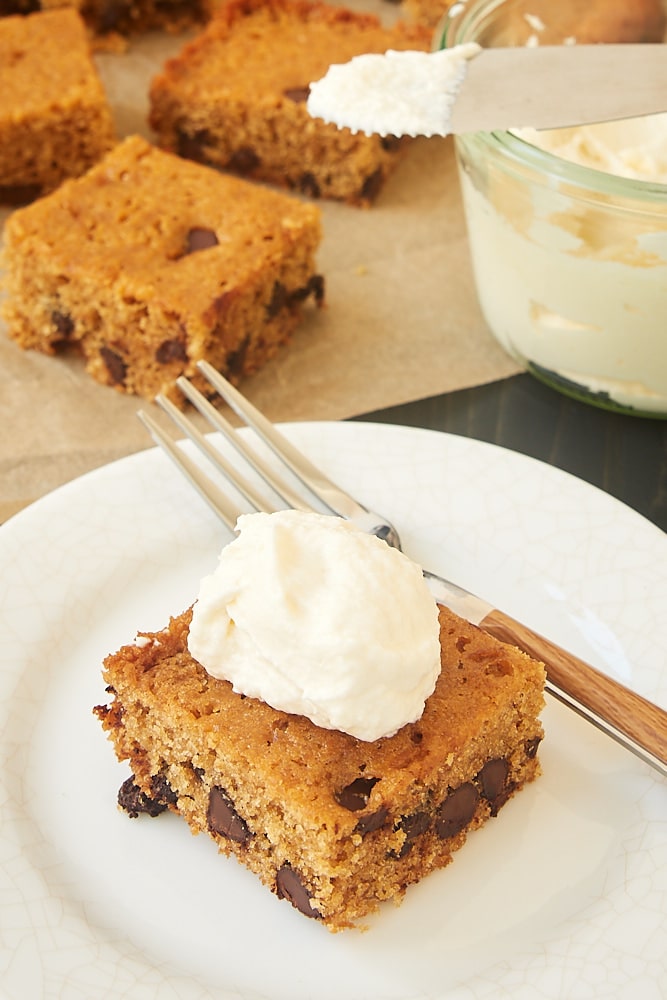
[{"x1": 1, "y1": 422, "x2": 665, "y2": 1000}]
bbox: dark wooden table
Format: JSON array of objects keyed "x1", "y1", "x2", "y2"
[{"x1": 357, "y1": 373, "x2": 667, "y2": 534}]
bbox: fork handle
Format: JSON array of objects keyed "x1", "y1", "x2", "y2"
[{"x1": 480, "y1": 608, "x2": 667, "y2": 776}]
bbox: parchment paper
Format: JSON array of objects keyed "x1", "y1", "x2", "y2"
[{"x1": 0, "y1": 3, "x2": 520, "y2": 521}]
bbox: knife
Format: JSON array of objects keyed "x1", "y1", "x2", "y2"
[
  {"x1": 307, "y1": 44, "x2": 667, "y2": 138},
  {"x1": 450, "y1": 43, "x2": 667, "y2": 133},
  {"x1": 422, "y1": 569, "x2": 667, "y2": 778}
]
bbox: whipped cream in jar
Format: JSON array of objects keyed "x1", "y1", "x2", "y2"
[{"x1": 439, "y1": 0, "x2": 667, "y2": 417}]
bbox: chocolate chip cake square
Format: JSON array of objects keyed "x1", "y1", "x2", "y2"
[
  {"x1": 148, "y1": 0, "x2": 433, "y2": 206},
  {"x1": 0, "y1": 0, "x2": 217, "y2": 40},
  {"x1": 1, "y1": 134, "x2": 324, "y2": 399},
  {"x1": 75, "y1": 0, "x2": 215, "y2": 37},
  {"x1": 0, "y1": 8, "x2": 115, "y2": 204},
  {"x1": 95, "y1": 604, "x2": 545, "y2": 931}
]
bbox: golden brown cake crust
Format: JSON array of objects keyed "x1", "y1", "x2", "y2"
[
  {"x1": 96, "y1": 603, "x2": 546, "y2": 930},
  {"x1": 148, "y1": 0, "x2": 433, "y2": 205},
  {"x1": 0, "y1": 9, "x2": 115, "y2": 202},
  {"x1": 0, "y1": 135, "x2": 324, "y2": 399}
]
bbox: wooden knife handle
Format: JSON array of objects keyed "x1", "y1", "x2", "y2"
[{"x1": 480, "y1": 607, "x2": 667, "y2": 768}]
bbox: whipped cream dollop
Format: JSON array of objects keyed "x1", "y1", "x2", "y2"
[
  {"x1": 307, "y1": 44, "x2": 481, "y2": 138},
  {"x1": 187, "y1": 510, "x2": 441, "y2": 742}
]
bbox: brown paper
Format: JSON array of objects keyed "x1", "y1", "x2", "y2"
[{"x1": 0, "y1": 4, "x2": 519, "y2": 521}]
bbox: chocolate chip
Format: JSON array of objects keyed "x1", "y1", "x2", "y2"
[
  {"x1": 525, "y1": 737, "x2": 542, "y2": 759},
  {"x1": 100, "y1": 346, "x2": 127, "y2": 386},
  {"x1": 401, "y1": 811, "x2": 431, "y2": 839},
  {"x1": 97, "y1": 0, "x2": 130, "y2": 33},
  {"x1": 435, "y1": 782, "x2": 479, "y2": 840},
  {"x1": 225, "y1": 335, "x2": 250, "y2": 378},
  {"x1": 491, "y1": 785, "x2": 515, "y2": 816},
  {"x1": 177, "y1": 128, "x2": 213, "y2": 163},
  {"x1": 360, "y1": 167, "x2": 384, "y2": 202},
  {"x1": 207, "y1": 785, "x2": 252, "y2": 844},
  {"x1": 283, "y1": 86, "x2": 310, "y2": 103},
  {"x1": 185, "y1": 227, "x2": 219, "y2": 254},
  {"x1": 155, "y1": 337, "x2": 188, "y2": 364},
  {"x1": 51, "y1": 310, "x2": 74, "y2": 338},
  {"x1": 290, "y1": 273, "x2": 325, "y2": 306},
  {"x1": 395, "y1": 810, "x2": 430, "y2": 857},
  {"x1": 355, "y1": 807, "x2": 388, "y2": 836},
  {"x1": 118, "y1": 775, "x2": 171, "y2": 818},
  {"x1": 478, "y1": 758, "x2": 509, "y2": 802},
  {"x1": 0, "y1": 183, "x2": 42, "y2": 205},
  {"x1": 5, "y1": 1, "x2": 40, "y2": 13},
  {"x1": 272, "y1": 274, "x2": 325, "y2": 312},
  {"x1": 298, "y1": 173, "x2": 320, "y2": 198},
  {"x1": 150, "y1": 772, "x2": 178, "y2": 806},
  {"x1": 275, "y1": 865, "x2": 321, "y2": 919},
  {"x1": 266, "y1": 281, "x2": 288, "y2": 318},
  {"x1": 227, "y1": 146, "x2": 261, "y2": 173},
  {"x1": 336, "y1": 777, "x2": 387, "y2": 836},
  {"x1": 477, "y1": 758, "x2": 513, "y2": 816},
  {"x1": 311, "y1": 273, "x2": 325, "y2": 306},
  {"x1": 335, "y1": 776, "x2": 379, "y2": 811}
]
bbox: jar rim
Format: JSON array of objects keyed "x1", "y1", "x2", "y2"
[{"x1": 436, "y1": 0, "x2": 667, "y2": 201}]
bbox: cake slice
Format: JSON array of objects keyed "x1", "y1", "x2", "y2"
[
  {"x1": 148, "y1": 0, "x2": 433, "y2": 205},
  {"x1": 1, "y1": 134, "x2": 324, "y2": 399},
  {"x1": 0, "y1": 0, "x2": 217, "y2": 41},
  {"x1": 95, "y1": 601, "x2": 545, "y2": 931},
  {"x1": 0, "y1": 8, "x2": 115, "y2": 203}
]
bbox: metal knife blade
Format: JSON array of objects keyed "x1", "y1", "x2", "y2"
[{"x1": 449, "y1": 44, "x2": 667, "y2": 133}]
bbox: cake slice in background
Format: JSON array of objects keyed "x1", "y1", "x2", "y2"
[
  {"x1": 148, "y1": 0, "x2": 433, "y2": 205},
  {"x1": 1, "y1": 135, "x2": 324, "y2": 399},
  {"x1": 0, "y1": 8, "x2": 115, "y2": 204},
  {"x1": 0, "y1": 0, "x2": 217, "y2": 44}
]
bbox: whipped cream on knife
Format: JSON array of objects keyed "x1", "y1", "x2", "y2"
[
  {"x1": 307, "y1": 44, "x2": 481, "y2": 138},
  {"x1": 188, "y1": 509, "x2": 441, "y2": 741}
]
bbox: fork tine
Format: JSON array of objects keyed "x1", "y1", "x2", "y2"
[
  {"x1": 137, "y1": 409, "x2": 243, "y2": 531},
  {"x1": 196, "y1": 359, "x2": 372, "y2": 523},
  {"x1": 176, "y1": 374, "x2": 316, "y2": 515},
  {"x1": 155, "y1": 393, "x2": 276, "y2": 516}
]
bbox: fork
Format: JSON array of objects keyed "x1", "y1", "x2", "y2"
[{"x1": 138, "y1": 360, "x2": 667, "y2": 778}]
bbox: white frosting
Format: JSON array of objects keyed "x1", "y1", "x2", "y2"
[
  {"x1": 515, "y1": 115, "x2": 667, "y2": 183},
  {"x1": 306, "y1": 44, "x2": 481, "y2": 138},
  {"x1": 188, "y1": 510, "x2": 441, "y2": 742}
]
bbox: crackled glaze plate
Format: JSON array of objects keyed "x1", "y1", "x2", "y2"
[{"x1": 1, "y1": 422, "x2": 665, "y2": 1000}]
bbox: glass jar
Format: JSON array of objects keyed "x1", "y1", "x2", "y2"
[{"x1": 439, "y1": 0, "x2": 667, "y2": 417}]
